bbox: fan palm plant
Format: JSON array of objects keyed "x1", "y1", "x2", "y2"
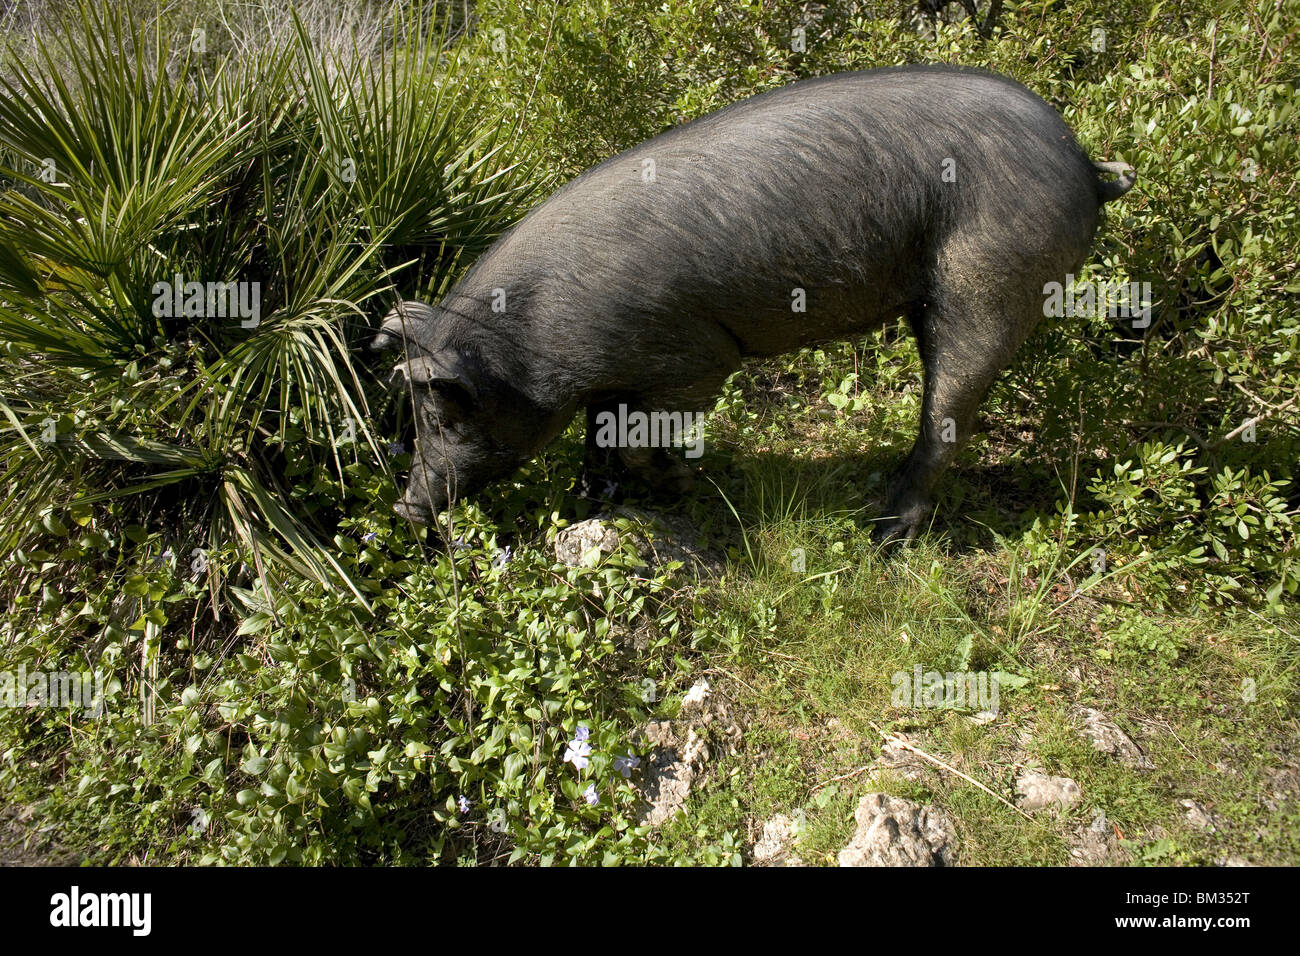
[{"x1": 0, "y1": 2, "x2": 541, "y2": 615}]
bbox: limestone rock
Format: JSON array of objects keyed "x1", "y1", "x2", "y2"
[
  {"x1": 1071, "y1": 706, "x2": 1154, "y2": 770},
  {"x1": 1015, "y1": 771, "x2": 1082, "y2": 812},
  {"x1": 553, "y1": 511, "x2": 723, "y2": 577},
  {"x1": 1180, "y1": 799, "x2": 1222, "y2": 832},
  {"x1": 637, "y1": 680, "x2": 741, "y2": 827},
  {"x1": 1069, "y1": 810, "x2": 1119, "y2": 865},
  {"x1": 554, "y1": 518, "x2": 621, "y2": 567},
  {"x1": 837, "y1": 793, "x2": 957, "y2": 867},
  {"x1": 752, "y1": 813, "x2": 805, "y2": 867}
]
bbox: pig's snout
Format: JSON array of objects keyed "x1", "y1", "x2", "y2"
[
  {"x1": 393, "y1": 482, "x2": 446, "y2": 524},
  {"x1": 393, "y1": 496, "x2": 433, "y2": 523}
]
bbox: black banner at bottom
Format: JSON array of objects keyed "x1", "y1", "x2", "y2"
[{"x1": 0, "y1": 864, "x2": 1277, "y2": 942}]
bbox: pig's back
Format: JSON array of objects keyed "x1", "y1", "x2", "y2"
[{"x1": 476, "y1": 66, "x2": 1100, "y2": 356}]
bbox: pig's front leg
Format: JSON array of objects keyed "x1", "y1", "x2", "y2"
[
  {"x1": 582, "y1": 398, "x2": 696, "y2": 497},
  {"x1": 583, "y1": 330, "x2": 739, "y2": 500},
  {"x1": 582, "y1": 399, "x2": 631, "y2": 500}
]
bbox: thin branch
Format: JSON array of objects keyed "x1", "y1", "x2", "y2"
[
  {"x1": 1215, "y1": 394, "x2": 1299, "y2": 447},
  {"x1": 869, "y1": 723, "x2": 1034, "y2": 821}
]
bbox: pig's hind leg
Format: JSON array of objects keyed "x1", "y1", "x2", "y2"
[{"x1": 875, "y1": 251, "x2": 1049, "y2": 544}]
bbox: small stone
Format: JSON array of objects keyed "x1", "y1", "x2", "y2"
[
  {"x1": 1015, "y1": 771, "x2": 1081, "y2": 812},
  {"x1": 553, "y1": 511, "x2": 723, "y2": 577},
  {"x1": 554, "y1": 518, "x2": 621, "y2": 567},
  {"x1": 1071, "y1": 706, "x2": 1154, "y2": 770},
  {"x1": 681, "y1": 679, "x2": 710, "y2": 715},
  {"x1": 752, "y1": 814, "x2": 804, "y2": 867},
  {"x1": 644, "y1": 720, "x2": 675, "y2": 749},
  {"x1": 1069, "y1": 810, "x2": 1118, "y2": 865},
  {"x1": 1180, "y1": 799, "x2": 1221, "y2": 832},
  {"x1": 638, "y1": 743, "x2": 697, "y2": 827},
  {"x1": 636, "y1": 683, "x2": 740, "y2": 827}
]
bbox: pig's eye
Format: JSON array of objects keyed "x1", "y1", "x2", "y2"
[
  {"x1": 428, "y1": 378, "x2": 478, "y2": 411},
  {"x1": 422, "y1": 403, "x2": 461, "y2": 435}
]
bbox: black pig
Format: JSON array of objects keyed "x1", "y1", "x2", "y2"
[{"x1": 372, "y1": 65, "x2": 1135, "y2": 540}]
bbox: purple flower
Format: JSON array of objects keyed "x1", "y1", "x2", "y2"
[
  {"x1": 613, "y1": 752, "x2": 641, "y2": 778},
  {"x1": 388, "y1": 441, "x2": 406, "y2": 456},
  {"x1": 492, "y1": 546, "x2": 512, "y2": 569},
  {"x1": 450, "y1": 537, "x2": 472, "y2": 552},
  {"x1": 574, "y1": 725, "x2": 591, "y2": 742},
  {"x1": 457, "y1": 794, "x2": 471, "y2": 815},
  {"x1": 563, "y1": 736, "x2": 592, "y2": 772},
  {"x1": 361, "y1": 531, "x2": 378, "y2": 544},
  {"x1": 583, "y1": 784, "x2": 599, "y2": 806}
]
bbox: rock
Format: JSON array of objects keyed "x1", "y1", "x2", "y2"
[
  {"x1": 1015, "y1": 771, "x2": 1081, "y2": 812},
  {"x1": 837, "y1": 793, "x2": 957, "y2": 866},
  {"x1": 554, "y1": 518, "x2": 622, "y2": 567},
  {"x1": 1069, "y1": 810, "x2": 1119, "y2": 865},
  {"x1": 638, "y1": 726, "x2": 706, "y2": 827},
  {"x1": 553, "y1": 511, "x2": 724, "y2": 577},
  {"x1": 643, "y1": 718, "x2": 687, "y2": 751},
  {"x1": 1071, "y1": 706, "x2": 1154, "y2": 770},
  {"x1": 680, "y1": 678, "x2": 711, "y2": 715},
  {"x1": 1180, "y1": 799, "x2": 1221, "y2": 832},
  {"x1": 637, "y1": 680, "x2": 741, "y2": 827},
  {"x1": 752, "y1": 813, "x2": 804, "y2": 867}
]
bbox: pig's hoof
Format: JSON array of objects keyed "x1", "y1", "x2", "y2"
[
  {"x1": 872, "y1": 500, "x2": 930, "y2": 548},
  {"x1": 871, "y1": 518, "x2": 914, "y2": 549}
]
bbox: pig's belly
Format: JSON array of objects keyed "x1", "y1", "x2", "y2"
[
  {"x1": 699, "y1": 255, "x2": 921, "y2": 358},
  {"x1": 718, "y1": 301, "x2": 907, "y2": 358}
]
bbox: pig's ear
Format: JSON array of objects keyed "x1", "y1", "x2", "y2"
[
  {"x1": 392, "y1": 349, "x2": 482, "y2": 403},
  {"x1": 371, "y1": 301, "x2": 436, "y2": 351},
  {"x1": 370, "y1": 313, "x2": 407, "y2": 351}
]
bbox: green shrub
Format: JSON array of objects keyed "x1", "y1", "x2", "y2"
[{"x1": 1018, "y1": 440, "x2": 1295, "y2": 609}]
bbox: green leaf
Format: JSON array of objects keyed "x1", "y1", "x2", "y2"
[{"x1": 241, "y1": 755, "x2": 269, "y2": 775}]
